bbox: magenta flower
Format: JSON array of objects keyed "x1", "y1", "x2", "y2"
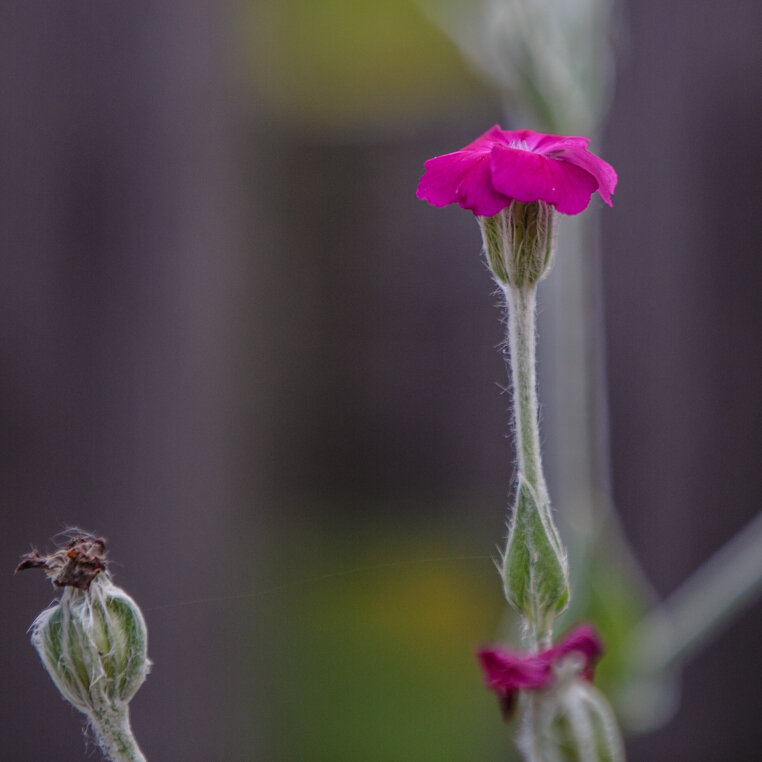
[
  {"x1": 416, "y1": 125, "x2": 617, "y2": 216},
  {"x1": 476, "y1": 625, "x2": 603, "y2": 719}
]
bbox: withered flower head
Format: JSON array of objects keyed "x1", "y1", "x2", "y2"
[
  {"x1": 16, "y1": 529, "x2": 150, "y2": 761},
  {"x1": 16, "y1": 530, "x2": 107, "y2": 590}
]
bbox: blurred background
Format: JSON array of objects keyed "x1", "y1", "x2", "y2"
[{"x1": 2, "y1": 1, "x2": 761, "y2": 760}]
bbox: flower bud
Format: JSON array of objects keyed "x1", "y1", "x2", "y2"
[
  {"x1": 502, "y1": 477, "x2": 569, "y2": 636},
  {"x1": 479, "y1": 200, "x2": 557, "y2": 287}
]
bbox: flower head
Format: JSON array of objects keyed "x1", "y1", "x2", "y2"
[
  {"x1": 17, "y1": 532, "x2": 150, "y2": 717},
  {"x1": 416, "y1": 125, "x2": 617, "y2": 216},
  {"x1": 476, "y1": 624, "x2": 602, "y2": 719}
]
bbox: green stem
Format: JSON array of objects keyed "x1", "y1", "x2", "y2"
[
  {"x1": 505, "y1": 284, "x2": 546, "y2": 500},
  {"x1": 90, "y1": 705, "x2": 147, "y2": 762},
  {"x1": 504, "y1": 282, "x2": 564, "y2": 651}
]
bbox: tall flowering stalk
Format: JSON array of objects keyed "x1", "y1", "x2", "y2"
[
  {"x1": 417, "y1": 125, "x2": 624, "y2": 760},
  {"x1": 425, "y1": 0, "x2": 762, "y2": 735},
  {"x1": 17, "y1": 532, "x2": 150, "y2": 762}
]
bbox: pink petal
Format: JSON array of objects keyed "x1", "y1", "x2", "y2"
[
  {"x1": 454, "y1": 152, "x2": 513, "y2": 216},
  {"x1": 489, "y1": 143, "x2": 599, "y2": 215},
  {"x1": 416, "y1": 150, "x2": 483, "y2": 208},
  {"x1": 462, "y1": 124, "x2": 506, "y2": 151},
  {"x1": 509, "y1": 129, "x2": 567, "y2": 152},
  {"x1": 555, "y1": 624, "x2": 603, "y2": 680},
  {"x1": 533, "y1": 133, "x2": 589, "y2": 153},
  {"x1": 477, "y1": 625, "x2": 603, "y2": 703},
  {"x1": 416, "y1": 149, "x2": 511, "y2": 216},
  {"x1": 492, "y1": 129, "x2": 582, "y2": 155},
  {"x1": 502, "y1": 130, "x2": 617, "y2": 206},
  {"x1": 476, "y1": 648, "x2": 551, "y2": 693},
  {"x1": 549, "y1": 140, "x2": 618, "y2": 206}
]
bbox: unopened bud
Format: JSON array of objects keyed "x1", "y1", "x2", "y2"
[
  {"x1": 502, "y1": 478, "x2": 569, "y2": 637},
  {"x1": 479, "y1": 200, "x2": 557, "y2": 287}
]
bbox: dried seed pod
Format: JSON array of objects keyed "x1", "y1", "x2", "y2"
[{"x1": 19, "y1": 532, "x2": 149, "y2": 762}]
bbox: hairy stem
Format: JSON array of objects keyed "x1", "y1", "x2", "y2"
[
  {"x1": 505, "y1": 284, "x2": 546, "y2": 501},
  {"x1": 90, "y1": 705, "x2": 147, "y2": 762},
  {"x1": 504, "y1": 282, "x2": 566, "y2": 652}
]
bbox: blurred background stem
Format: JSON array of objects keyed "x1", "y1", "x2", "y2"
[{"x1": 631, "y1": 509, "x2": 762, "y2": 674}]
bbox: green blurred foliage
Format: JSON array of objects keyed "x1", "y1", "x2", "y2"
[
  {"x1": 244, "y1": 513, "x2": 645, "y2": 758},
  {"x1": 241, "y1": 0, "x2": 489, "y2": 128},
  {"x1": 247, "y1": 513, "x2": 515, "y2": 761},
  {"x1": 582, "y1": 550, "x2": 650, "y2": 694}
]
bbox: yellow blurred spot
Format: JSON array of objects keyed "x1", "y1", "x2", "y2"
[{"x1": 240, "y1": 0, "x2": 488, "y2": 127}]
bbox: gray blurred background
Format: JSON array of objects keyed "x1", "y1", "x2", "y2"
[{"x1": 2, "y1": 1, "x2": 761, "y2": 760}]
